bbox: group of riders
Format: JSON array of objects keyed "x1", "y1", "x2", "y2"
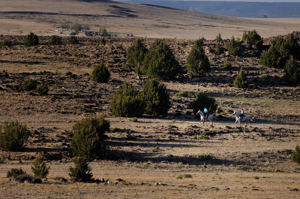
[{"x1": 203, "y1": 107, "x2": 245, "y2": 120}]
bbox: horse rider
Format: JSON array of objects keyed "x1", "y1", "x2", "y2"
[
  {"x1": 204, "y1": 107, "x2": 208, "y2": 119},
  {"x1": 240, "y1": 108, "x2": 244, "y2": 121}
]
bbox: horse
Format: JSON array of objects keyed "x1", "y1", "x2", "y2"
[
  {"x1": 196, "y1": 110, "x2": 214, "y2": 126},
  {"x1": 233, "y1": 111, "x2": 252, "y2": 126}
]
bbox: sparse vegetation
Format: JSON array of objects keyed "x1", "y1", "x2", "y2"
[
  {"x1": 234, "y1": 68, "x2": 248, "y2": 88},
  {"x1": 223, "y1": 58, "x2": 232, "y2": 69},
  {"x1": 69, "y1": 157, "x2": 93, "y2": 182},
  {"x1": 36, "y1": 84, "x2": 49, "y2": 95},
  {"x1": 71, "y1": 116, "x2": 110, "y2": 159},
  {"x1": 186, "y1": 37, "x2": 210, "y2": 76},
  {"x1": 31, "y1": 155, "x2": 50, "y2": 178},
  {"x1": 175, "y1": 91, "x2": 189, "y2": 97},
  {"x1": 92, "y1": 63, "x2": 110, "y2": 83},
  {"x1": 98, "y1": 38, "x2": 106, "y2": 45},
  {"x1": 69, "y1": 36, "x2": 79, "y2": 44},
  {"x1": 48, "y1": 35, "x2": 62, "y2": 45},
  {"x1": 0, "y1": 121, "x2": 30, "y2": 151},
  {"x1": 141, "y1": 39, "x2": 181, "y2": 79},
  {"x1": 183, "y1": 174, "x2": 192, "y2": 178}
]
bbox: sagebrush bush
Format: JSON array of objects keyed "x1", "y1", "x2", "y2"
[
  {"x1": 24, "y1": 32, "x2": 39, "y2": 46},
  {"x1": 242, "y1": 30, "x2": 263, "y2": 47},
  {"x1": 48, "y1": 35, "x2": 62, "y2": 45},
  {"x1": 234, "y1": 68, "x2": 248, "y2": 88},
  {"x1": 191, "y1": 93, "x2": 218, "y2": 115},
  {"x1": 31, "y1": 155, "x2": 50, "y2": 178},
  {"x1": 69, "y1": 157, "x2": 93, "y2": 181},
  {"x1": 141, "y1": 39, "x2": 181, "y2": 79},
  {"x1": 175, "y1": 91, "x2": 189, "y2": 97},
  {"x1": 292, "y1": 144, "x2": 300, "y2": 164},
  {"x1": 92, "y1": 63, "x2": 110, "y2": 83},
  {"x1": 284, "y1": 56, "x2": 300, "y2": 86},
  {"x1": 140, "y1": 79, "x2": 171, "y2": 116},
  {"x1": 127, "y1": 39, "x2": 148, "y2": 73},
  {"x1": 69, "y1": 36, "x2": 79, "y2": 44},
  {"x1": 226, "y1": 36, "x2": 241, "y2": 55},
  {"x1": 71, "y1": 116, "x2": 110, "y2": 159},
  {"x1": 186, "y1": 38, "x2": 210, "y2": 76},
  {"x1": 223, "y1": 58, "x2": 232, "y2": 69},
  {"x1": 22, "y1": 78, "x2": 37, "y2": 91},
  {"x1": 98, "y1": 38, "x2": 106, "y2": 45},
  {"x1": 110, "y1": 83, "x2": 145, "y2": 117},
  {"x1": 7, "y1": 168, "x2": 26, "y2": 178},
  {"x1": 36, "y1": 84, "x2": 49, "y2": 95},
  {"x1": 0, "y1": 121, "x2": 30, "y2": 151}
]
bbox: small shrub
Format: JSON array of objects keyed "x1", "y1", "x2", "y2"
[
  {"x1": 183, "y1": 174, "x2": 192, "y2": 178},
  {"x1": 215, "y1": 43, "x2": 221, "y2": 54},
  {"x1": 186, "y1": 38, "x2": 210, "y2": 76},
  {"x1": 127, "y1": 39, "x2": 148, "y2": 73},
  {"x1": 99, "y1": 27, "x2": 109, "y2": 37},
  {"x1": 92, "y1": 63, "x2": 110, "y2": 83},
  {"x1": 129, "y1": 117, "x2": 138, "y2": 122},
  {"x1": 0, "y1": 121, "x2": 30, "y2": 151},
  {"x1": 223, "y1": 58, "x2": 232, "y2": 69},
  {"x1": 191, "y1": 93, "x2": 218, "y2": 116},
  {"x1": 71, "y1": 116, "x2": 110, "y2": 159},
  {"x1": 141, "y1": 39, "x2": 181, "y2": 79},
  {"x1": 69, "y1": 157, "x2": 93, "y2": 182},
  {"x1": 216, "y1": 33, "x2": 222, "y2": 42},
  {"x1": 234, "y1": 68, "x2": 248, "y2": 88},
  {"x1": 36, "y1": 84, "x2": 49, "y2": 95},
  {"x1": 31, "y1": 155, "x2": 50, "y2": 178},
  {"x1": 1, "y1": 39, "x2": 12, "y2": 47},
  {"x1": 226, "y1": 36, "x2": 241, "y2": 55},
  {"x1": 7, "y1": 168, "x2": 26, "y2": 178},
  {"x1": 69, "y1": 36, "x2": 79, "y2": 44},
  {"x1": 176, "y1": 175, "x2": 183, "y2": 179},
  {"x1": 292, "y1": 144, "x2": 300, "y2": 164},
  {"x1": 236, "y1": 165, "x2": 258, "y2": 171},
  {"x1": 110, "y1": 83, "x2": 145, "y2": 117},
  {"x1": 140, "y1": 79, "x2": 171, "y2": 116},
  {"x1": 98, "y1": 38, "x2": 106, "y2": 45},
  {"x1": 198, "y1": 154, "x2": 212, "y2": 161},
  {"x1": 22, "y1": 78, "x2": 37, "y2": 91},
  {"x1": 48, "y1": 35, "x2": 62, "y2": 45},
  {"x1": 284, "y1": 56, "x2": 300, "y2": 86},
  {"x1": 24, "y1": 32, "x2": 39, "y2": 46},
  {"x1": 175, "y1": 91, "x2": 189, "y2": 97}
]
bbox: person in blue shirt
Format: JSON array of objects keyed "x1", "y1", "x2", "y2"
[{"x1": 204, "y1": 107, "x2": 208, "y2": 119}]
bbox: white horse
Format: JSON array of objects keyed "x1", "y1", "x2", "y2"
[
  {"x1": 196, "y1": 110, "x2": 214, "y2": 126},
  {"x1": 233, "y1": 111, "x2": 252, "y2": 126}
]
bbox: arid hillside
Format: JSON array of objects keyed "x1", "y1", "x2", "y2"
[{"x1": 0, "y1": 0, "x2": 300, "y2": 39}]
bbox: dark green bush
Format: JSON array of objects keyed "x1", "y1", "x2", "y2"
[
  {"x1": 292, "y1": 144, "x2": 300, "y2": 164},
  {"x1": 284, "y1": 56, "x2": 300, "y2": 86},
  {"x1": 36, "y1": 84, "x2": 49, "y2": 95},
  {"x1": 191, "y1": 93, "x2": 218, "y2": 115},
  {"x1": 234, "y1": 68, "x2": 248, "y2": 88},
  {"x1": 141, "y1": 39, "x2": 181, "y2": 79},
  {"x1": 1, "y1": 39, "x2": 12, "y2": 47},
  {"x1": 186, "y1": 38, "x2": 210, "y2": 76},
  {"x1": 98, "y1": 38, "x2": 106, "y2": 45},
  {"x1": 175, "y1": 91, "x2": 189, "y2": 97},
  {"x1": 69, "y1": 157, "x2": 93, "y2": 182},
  {"x1": 0, "y1": 121, "x2": 30, "y2": 151},
  {"x1": 110, "y1": 83, "x2": 145, "y2": 117},
  {"x1": 31, "y1": 155, "x2": 50, "y2": 178},
  {"x1": 242, "y1": 30, "x2": 263, "y2": 47},
  {"x1": 22, "y1": 78, "x2": 37, "y2": 91},
  {"x1": 260, "y1": 35, "x2": 299, "y2": 68},
  {"x1": 226, "y1": 36, "x2": 241, "y2": 55},
  {"x1": 140, "y1": 79, "x2": 171, "y2": 116},
  {"x1": 71, "y1": 116, "x2": 110, "y2": 159},
  {"x1": 48, "y1": 35, "x2": 62, "y2": 45},
  {"x1": 69, "y1": 36, "x2": 79, "y2": 44},
  {"x1": 127, "y1": 39, "x2": 148, "y2": 73},
  {"x1": 24, "y1": 32, "x2": 39, "y2": 46},
  {"x1": 7, "y1": 168, "x2": 26, "y2": 178},
  {"x1": 215, "y1": 43, "x2": 221, "y2": 54},
  {"x1": 92, "y1": 63, "x2": 110, "y2": 83}
]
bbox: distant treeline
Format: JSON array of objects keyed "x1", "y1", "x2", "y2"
[{"x1": 117, "y1": 0, "x2": 300, "y2": 18}]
